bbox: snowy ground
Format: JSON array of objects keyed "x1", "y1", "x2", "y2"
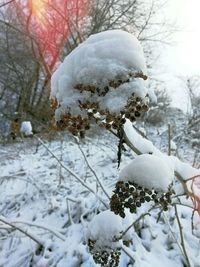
[{"x1": 0, "y1": 128, "x2": 199, "y2": 267}]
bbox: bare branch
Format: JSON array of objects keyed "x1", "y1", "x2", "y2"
[
  {"x1": 0, "y1": 0, "x2": 15, "y2": 9},
  {"x1": 0, "y1": 216, "x2": 44, "y2": 246}
]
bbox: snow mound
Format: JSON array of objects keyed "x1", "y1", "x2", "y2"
[
  {"x1": 20, "y1": 121, "x2": 33, "y2": 136},
  {"x1": 86, "y1": 210, "x2": 123, "y2": 251},
  {"x1": 119, "y1": 154, "x2": 174, "y2": 192},
  {"x1": 51, "y1": 30, "x2": 149, "y2": 120}
]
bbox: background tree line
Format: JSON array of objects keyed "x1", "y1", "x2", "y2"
[{"x1": 0, "y1": 0, "x2": 199, "y2": 145}]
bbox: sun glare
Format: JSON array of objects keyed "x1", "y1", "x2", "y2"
[
  {"x1": 30, "y1": 0, "x2": 47, "y2": 27},
  {"x1": 13, "y1": 0, "x2": 90, "y2": 73}
]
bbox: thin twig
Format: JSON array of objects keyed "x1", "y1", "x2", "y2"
[
  {"x1": 174, "y1": 205, "x2": 192, "y2": 267},
  {"x1": 74, "y1": 137, "x2": 110, "y2": 200},
  {"x1": 120, "y1": 242, "x2": 135, "y2": 264},
  {"x1": 0, "y1": 0, "x2": 15, "y2": 9},
  {"x1": 66, "y1": 196, "x2": 81, "y2": 203},
  {"x1": 119, "y1": 206, "x2": 155, "y2": 240},
  {"x1": 66, "y1": 199, "x2": 74, "y2": 225},
  {"x1": 0, "y1": 216, "x2": 44, "y2": 246},
  {"x1": 162, "y1": 212, "x2": 185, "y2": 258},
  {"x1": 34, "y1": 136, "x2": 108, "y2": 208},
  {"x1": 168, "y1": 124, "x2": 171, "y2": 156},
  {"x1": 11, "y1": 220, "x2": 66, "y2": 241}
]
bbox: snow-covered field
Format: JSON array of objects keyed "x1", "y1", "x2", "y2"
[{"x1": 0, "y1": 128, "x2": 199, "y2": 267}]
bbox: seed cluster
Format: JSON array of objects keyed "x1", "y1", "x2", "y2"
[
  {"x1": 52, "y1": 96, "x2": 148, "y2": 137},
  {"x1": 55, "y1": 112, "x2": 90, "y2": 138},
  {"x1": 51, "y1": 73, "x2": 149, "y2": 137},
  {"x1": 110, "y1": 181, "x2": 173, "y2": 218},
  {"x1": 88, "y1": 239, "x2": 121, "y2": 267},
  {"x1": 75, "y1": 71, "x2": 148, "y2": 97}
]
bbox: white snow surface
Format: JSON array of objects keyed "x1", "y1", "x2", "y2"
[
  {"x1": 0, "y1": 123, "x2": 200, "y2": 267},
  {"x1": 20, "y1": 121, "x2": 33, "y2": 136},
  {"x1": 119, "y1": 154, "x2": 174, "y2": 192},
  {"x1": 51, "y1": 30, "x2": 149, "y2": 120}
]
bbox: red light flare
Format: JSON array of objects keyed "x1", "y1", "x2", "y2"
[
  {"x1": 13, "y1": 0, "x2": 89, "y2": 77},
  {"x1": 186, "y1": 175, "x2": 200, "y2": 215}
]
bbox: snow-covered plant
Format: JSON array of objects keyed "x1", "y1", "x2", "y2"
[
  {"x1": 50, "y1": 30, "x2": 200, "y2": 267},
  {"x1": 50, "y1": 30, "x2": 149, "y2": 138},
  {"x1": 86, "y1": 210, "x2": 133, "y2": 266},
  {"x1": 110, "y1": 154, "x2": 174, "y2": 218}
]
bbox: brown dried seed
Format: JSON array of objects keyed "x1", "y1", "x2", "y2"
[
  {"x1": 134, "y1": 111, "x2": 141, "y2": 117},
  {"x1": 130, "y1": 205, "x2": 136, "y2": 213},
  {"x1": 128, "y1": 198, "x2": 133, "y2": 204},
  {"x1": 136, "y1": 201, "x2": 141, "y2": 207},
  {"x1": 140, "y1": 197, "x2": 145, "y2": 203},
  {"x1": 125, "y1": 112, "x2": 130, "y2": 119},
  {"x1": 109, "y1": 81, "x2": 119, "y2": 88},
  {"x1": 145, "y1": 196, "x2": 151, "y2": 202},
  {"x1": 68, "y1": 127, "x2": 78, "y2": 136},
  {"x1": 140, "y1": 191, "x2": 146, "y2": 197},
  {"x1": 112, "y1": 123, "x2": 119, "y2": 129},
  {"x1": 124, "y1": 202, "x2": 130, "y2": 208},
  {"x1": 80, "y1": 130, "x2": 85, "y2": 138},
  {"x1": 136, "y1": 97, "x2": 141, "y2": 102},
  {"x1": 136, "y1": 104, "x2": 142, "y2": 111},
  {"x1": 120, "y1": 118, "x2": 126, "y2": 124},
  {"x1": 130, "y1": 115, "x2": 136, "y2": 122}
]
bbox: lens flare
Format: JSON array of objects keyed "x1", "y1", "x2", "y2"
[
  {"x1": 30, "y1": 0, "x2": 47, "y2": 28},
  {"x1": 13, "y1": 0, "x2": 89, "y2": 75}
]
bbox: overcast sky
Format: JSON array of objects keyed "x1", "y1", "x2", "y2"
[
  {"x1": 152, "y1": 0, "x2": 200, "y2": 112},
  {"x1": 163, "y1": 0, "x2": 200, "y2": 75}
]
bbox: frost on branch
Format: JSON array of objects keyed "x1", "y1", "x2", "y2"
[
  {"x1": 110, "y1": 154, "x2": 174, "y2": 217},
  {"x1": 50, "y1": 30, "x2": 150, "y2": 137}
]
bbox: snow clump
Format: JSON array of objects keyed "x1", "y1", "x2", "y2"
[
  {"x1": 20, "y1": 121, "x2": 33, "y2": 136},
  {"x1": 119, "y1": 154, "x2": 174, "y2": 192},
  {"x1": 86, "y1": 210, "x2": 123, "y2": 251},
  {"x1": 50, "y1": 30, "x2": 150, "y2": 136}
]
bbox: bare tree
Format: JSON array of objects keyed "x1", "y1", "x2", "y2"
[{"x1": 0, "y1": 0, "x2": 176, "y2": 137}]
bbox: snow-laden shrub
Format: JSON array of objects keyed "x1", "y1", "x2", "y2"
[
  {"x1": 86, "y1": 210, "x2": 133, "y2": 266},
  {"x1": 50, "y1": 30, "x2": 150, "y2": 137},
  {"x1": 110, "y1": 154, "x2": 174, "y2": 217},
  {"x1": 49, "y1": 30, "x2": 200, "y2": 267}
]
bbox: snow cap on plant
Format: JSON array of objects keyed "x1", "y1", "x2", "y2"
[
  {"x1": 86, "y1": 210, "x2": 123, "y2": 266},
  {"x1": 50, "y1": 30, "x2": 150, "y2": 137},
  {"x1": 110, "y1": 154, "x2": 174, "y2": 217},
  {"x1": 119, "y1": 154, "x2": 174, "y2": 191},
  {"x1": 86, "y1": 209, "x2": 134, "y2": 266}
]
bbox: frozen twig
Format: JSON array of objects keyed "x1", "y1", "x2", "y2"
[
  {"x1": 174, "y1": 205, "x2": 192, "y2": 267},
  {"x1": 11, "y1": 219, "x2": 66, "y2": 241},
  {"x1": 66, "y1": 196, "x2": 81, "y2": 203},
  {"x1": 120, "y1": 242, "x2": 135, "y2": 264},
  {"x1": 66, "y1": 199, "x2": 74, "y2": 225},
  {"x1": 163, "y1": 212, "x2": 184, "y2": 255},
  {"x1": 0, "y1": 0, "x2": 15, "y2": 9},
  {"x1": 0, "y1": 216, "x2": 44, "y2": 246},
  {"x1": 74, "y1": 136, "x2": 110, "y2": 200},
  {"x1": 34, "y1": 136, "x2": 108, "y2": 208},
  {"x1": 119, "y1": 206, "x2": 155, "y2": 240}
]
